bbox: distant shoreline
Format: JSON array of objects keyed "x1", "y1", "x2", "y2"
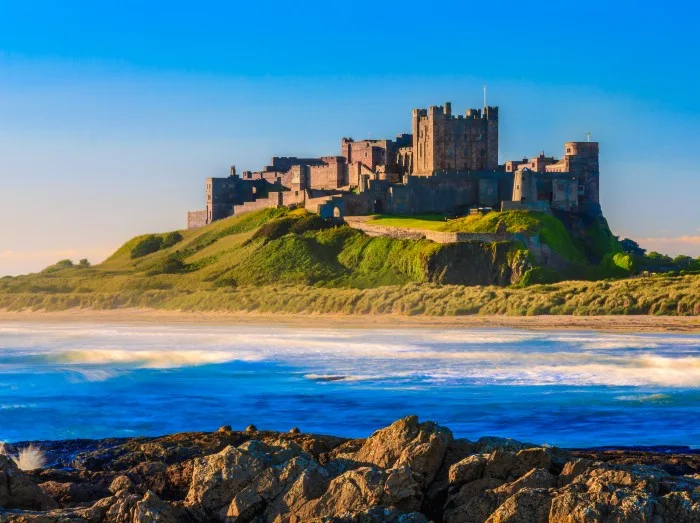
[{"x1": 1, "y1": 308, "x2": 698, "y2": 332}]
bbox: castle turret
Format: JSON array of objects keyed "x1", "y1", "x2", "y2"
[{"x1": 565, "y1": 141, "x2": 600, "y2": 216}]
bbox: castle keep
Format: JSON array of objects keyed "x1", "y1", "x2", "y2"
[{"x1": 187, "y1": 101, "x2": 601, "y2": 228}]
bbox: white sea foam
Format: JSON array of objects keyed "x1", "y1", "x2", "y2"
[
  {"x1": 614, "y1": 394, "x2": 672, "y2": 402},
  {"x1": 2, "y1": 323, "x2": 699, "y2": 388},
  {"x1": 48, "y1": 349, "x2": 263, "y2": 368}
]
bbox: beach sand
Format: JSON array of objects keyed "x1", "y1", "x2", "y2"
[{"x1": 0, "y1": 308, "x2": 698, "y2": 332}]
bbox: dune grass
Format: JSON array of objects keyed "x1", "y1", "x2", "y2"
[
  {"x1": 2, "y1": 207, "x2": 697, "y2": 316},
  {"x1": 0, "y1": 275, "x2": 697, "y2": 316}
]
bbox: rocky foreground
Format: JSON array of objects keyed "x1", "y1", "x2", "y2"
[{"x1": 1, "y1": 417, "x2": 699, "y2": 522}]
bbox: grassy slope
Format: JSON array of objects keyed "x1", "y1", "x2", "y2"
[
  {"x1": 371, "y1": 211, "x2": 586, "y2": 263},
  {"x1": 1, "y1": 208, "x2": 697, "y2": 315},
  {"x1": 0, "y1": 208, "x2": 458, "y2": 307}
]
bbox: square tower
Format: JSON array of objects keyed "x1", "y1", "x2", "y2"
[{"x1": 411, "y1": 102, "x2": 499, "y2": 176}]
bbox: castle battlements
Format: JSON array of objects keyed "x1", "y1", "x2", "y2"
[{"x1": 187, "y1": 99, "x2": 601, "y2": 229}]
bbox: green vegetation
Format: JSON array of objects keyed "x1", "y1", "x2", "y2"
[
  {"x1": 0, "y1": 276, "x2": 697, "y2": 316},
  {"x1": 618, "y1": 239, "x2": 700, "y2": 275},
  {"x1": 368, "y1": 214, "x2": 449, "y2": 231},
  {"x1": 130, "y1": 231, "x2": 183, "y2": 259},
  {"x1": 2, "y1": 207, "x2": 698, "y2": 316}
]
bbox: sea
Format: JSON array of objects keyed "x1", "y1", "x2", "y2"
[{"x1": 1, "y1": 322, "x2": 699, "y2": 448}]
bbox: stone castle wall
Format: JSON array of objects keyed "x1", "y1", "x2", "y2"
[
  {"x1": 309, "y1": 157, "x2": 348, "y2": 189},
  {"x1": 343, "y1": 218, "x2": 504, "y2": 243},
  {"x1": 232, "y1": 192, "x2": 282, "y2": 215},
  {"x1": 187, "y1": 210, "x2": 208, "y2": 229}
]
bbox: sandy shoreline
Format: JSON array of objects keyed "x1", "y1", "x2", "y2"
[{"x1": 0, "y1": 308, "x2": 698, "y2": 332}]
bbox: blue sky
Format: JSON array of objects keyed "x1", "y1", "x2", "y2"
[{"x1": 1, "y1": 1, "x2": 699, "y2": 275}]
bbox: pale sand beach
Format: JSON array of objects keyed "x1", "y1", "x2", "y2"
[{"x1": 0, "y1": 308, "x2": 698, "y2": 332}]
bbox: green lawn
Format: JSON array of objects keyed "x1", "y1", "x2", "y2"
[{"x1": 367, "y1": 214, "x2": 451, "y2": 231}]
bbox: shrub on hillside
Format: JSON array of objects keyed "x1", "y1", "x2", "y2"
[
  {"x1": 146, "y1": 254, "x2": 187, "y2": 276},
  {"x1": 290, "y1": 214, "x2": 335, "y2": 234},
  {"x1": 41, "y1": 259, "x2": 74, "y2": 273},
  {"x1": 130, "y1": 232, "x2": 183, "y2": 259},
  {"x1": 130, "y1": 235, "x2": 163, "y2": 259},
  {"x1": 161, "y1": 231, "x2": 183, "y2": 248},
  {"x1": 520, "y1": 267, "x2": 562, "y2": 286},
  {"x1": 248, "y1": 217, "x2": 296, "y2": 244}
]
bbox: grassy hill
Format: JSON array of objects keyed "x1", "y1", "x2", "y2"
[{"x1": 1, "y1": 207, "x2": 698, "y2": 315}]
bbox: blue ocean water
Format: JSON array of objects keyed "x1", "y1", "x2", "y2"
[{"x1": 0, "y1": 322, "x2": 698, "y2": 448}]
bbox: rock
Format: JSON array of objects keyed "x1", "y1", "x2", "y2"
[
  {"x1": 109, "y1": 475, "x2": 137, "y2": 494},
  {"x1": 294, "y1": 465, "x2": 423, "y2": 520},
  {"x1": 4, "y1": 418, "x2": 700, "y2": 523},
  {"x1": 133, "y1": 490, "x2": 181, "y2": 522},
  {"x1": 216, "y1": 425, "x2": 232, "y2": 433},
  {"x1": 558, "y1": 458, "x2": 594, "y2": 486},
  {"x1": 550, "y1": 474, "x2": 656, "y2": 522},
  {"x1": 656, "y1": 491, "x2": 700, "y2": 522},
  {"x1": 443, "y1": 477, "x2": 504, "y2": 523},
  {"x1": 184, "y1": 445, "x2": 265, "y2": 518},
  {"x1": 245, "y1": 425, "x2": 257, "y2": 433},
  {"x1": 340, "y1": 416, "x2": 453, "y2": 486},
  {"x1": 484, "y1": 448, "x2": 552, "y2": 481},
  {"x1": 449, "y1": 454, "x2": 488, "y2": 485},
  {"x1": 224, "y1": 484, "x2": 264, "y2": 521},
  {"x1": 383, "y1": 465, "x2": 423, "y2": 511},
  {"x1": 485, "y1": 487, "x2": 552, "y2": 523},
  {"x1": 321, "y1": 506, "x2": 430, "y2": 522},
  {"x1": 38, "y1": 480, "x2": 108, "y2": 505},
  {"x1": 289, "y1": 427, "x2": 301, "y2": 434},
  {"x1": 493, "y1": 468, "x2": 557, "y2": 498},
  {"x1": 473, "y1": 437, "x2": 536, "y2": 453},
  {"x1": 0, "y1": 455, "x2": 58, "y2": 511}
]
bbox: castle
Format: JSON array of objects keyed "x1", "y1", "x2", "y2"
[{"x1": 187, "y1": 101, "x2": 601, "y2": 228}]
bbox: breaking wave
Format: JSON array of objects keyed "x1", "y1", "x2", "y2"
[{"x1": 1, "y1": 322, "x2": 699, "y2": 387}]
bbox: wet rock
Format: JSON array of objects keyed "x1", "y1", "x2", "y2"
[
  {"x1": 0, "y1": 456, "x2": 58, "y2": 511},
  {"x1": 38, "y1": 480, "x2": 108, "y2": 505}
]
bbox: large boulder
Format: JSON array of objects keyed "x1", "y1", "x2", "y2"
[
  {"x1": 336, "y1": 416, "x2": 453, "y2": 486},
  {"x1": 485, "y1": 488, "x2": 553, "y2": 523},
  {"x1": 184, "y1": 445, "x2": 265, "y2": 518},
  {"x1": 293, "y1": 465, "x2": 423, "y2": 520},
  {"x1": 0, "y1": 456, "x2": 58, "y2": 511}
]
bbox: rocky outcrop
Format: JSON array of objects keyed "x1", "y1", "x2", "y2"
[
  {"x1": 0, "y1": 456, "x2": 57, "y2": 511},
  {"x1": 1, "y1": 416, "x2": 699, "y2": 522}
]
